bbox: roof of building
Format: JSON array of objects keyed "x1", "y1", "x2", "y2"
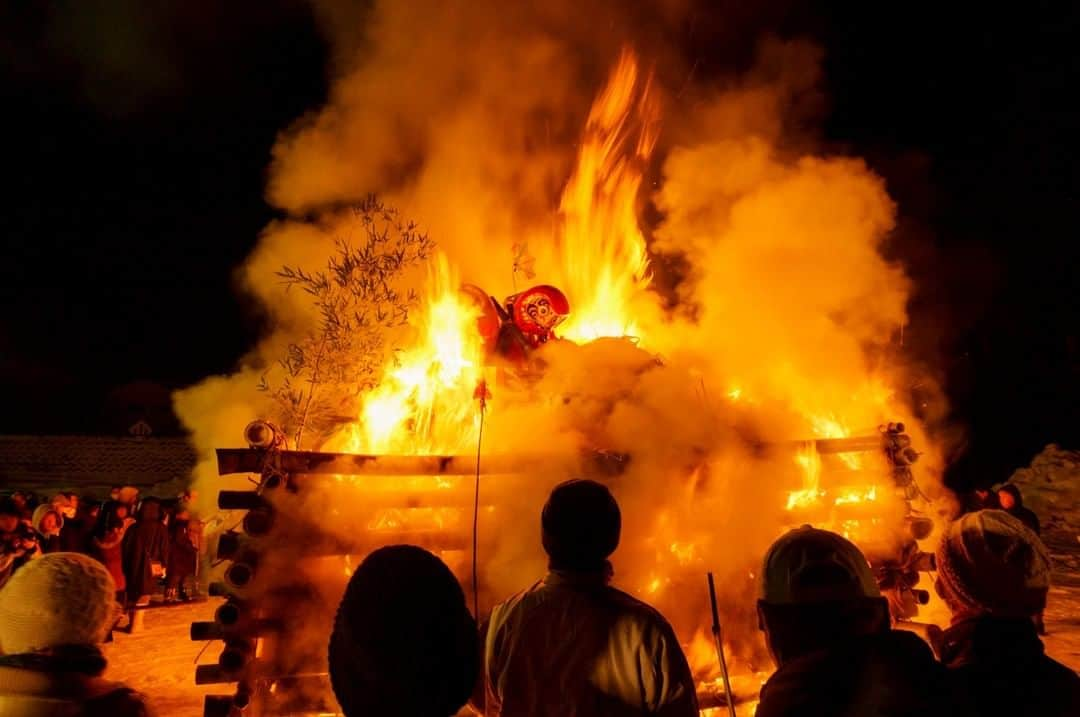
[{"x1": 0, "y1": 434, "x2": 197, "y2": 491}]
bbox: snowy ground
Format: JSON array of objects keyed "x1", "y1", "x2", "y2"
[
  {"x1": 102, "y1": 566, "x2": 1080, "y2": 716},
  {"x1": 102, "y1": 599, "x2": 225, "y2": 715},
  {"x1": 1039, "y1": 536, "x2": 1080, "y2": 670}
]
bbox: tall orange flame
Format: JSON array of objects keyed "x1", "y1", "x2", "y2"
[
  {"x1": 556, "y1": 48, "x2": 658, "y2": 342},
  {"x1": 331, "y1": 254, "x2": 486, "y2": 455}
]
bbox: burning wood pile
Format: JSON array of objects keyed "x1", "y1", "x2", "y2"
[
  {"x1": 175, "y1": 41, "x2": 956, "y2": 717},
  {"x1": 194, "y1": 418, "x2": 937, "y2": 715}
]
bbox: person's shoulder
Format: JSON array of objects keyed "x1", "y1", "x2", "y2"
[
  {"x1": 1042, "y1": 654, "x2": 1080, "y2": 688},
  {"x1": 489, "y1": 580, "x2": 545, "y2": 620},
  {"x1": 604, "y1": 586, "x2": 677, "y2": 632},
  {"x1": 878, "y1": 628, "x2": 938, "y2": 659},
  {"x1": 870, "y1": 630, "x2": 950, "y2": 686}
]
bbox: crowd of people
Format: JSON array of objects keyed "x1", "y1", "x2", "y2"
[
  {"x1": 330, "y1": 479, "x2": 1079, "y2": 717},
  {"x1": 0, "y1": 477, "x2": 1076, "y2": 717},
  {"x1": 0, "y1": 488, "x2": 202, "y2": 609}
]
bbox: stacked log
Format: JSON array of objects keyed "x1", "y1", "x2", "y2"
[{"x1": 194, "y1": 421, "x2": 933, "y2": 715}]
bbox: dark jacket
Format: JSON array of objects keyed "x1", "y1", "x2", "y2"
[
  {"x1": 121, "y1": 502, "x2": 169, "y2": 601},
  {"x1": 91, "y1": 529, "x2": 128, "y2": 594},
  {"x1": 757, "y1": 630, "x2": 957, "y2": 717},
  {"x1": 36, "y1": 531, "x2": 62, "y2": 554},
  {"x1": 0, "y1": 646, "x2": 149, "y2": 717},
  {"x1": 941, "y1": 617, "x2": 1080, "y2": 717},
  {"x1": 60, "y1": 515, "x2": 92, "y2": 553},
  {"x1": 166, "y1": 518, "x2": 198, "y2": 579}
]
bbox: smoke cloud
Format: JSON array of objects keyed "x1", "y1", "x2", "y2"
[{"x1": 174, "y1": 0, "x2": 954, "y2": 688}]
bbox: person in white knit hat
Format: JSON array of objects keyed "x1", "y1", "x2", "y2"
[
  {"x1": 31, "y1": 506, "x2": 63, "y2": 555},
  {"x1": 0, "y1": 552, "x2": 149, "y2": 716}
]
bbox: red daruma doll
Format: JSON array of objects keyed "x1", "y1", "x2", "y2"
[{"x1": 459, "y1": 283, "x2": 571, "y2": 367}]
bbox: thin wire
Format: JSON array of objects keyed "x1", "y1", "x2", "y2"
[
  {"x1": 472, "y1": 396, "x2": 486, "y2": 622},
  {"x1": 193, "y1": 639, "x2": 214, "y2": 663}
]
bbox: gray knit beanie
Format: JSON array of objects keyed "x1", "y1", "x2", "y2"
[
  {"x1": 936, "y1": 509, "x2": 1050, "y2": 620},
  {"x1": 0, "y1": 552, "x2": 116, "y2": 654}
]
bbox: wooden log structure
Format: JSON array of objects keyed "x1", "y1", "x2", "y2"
[
  {"x1": 197, "y1": 423, "x2": 920, "y2": 716},
  {"x1": 216, "y1": 447, "x2": 629, "y2": 477},
  {"x1": 215, "y1": 433, "x2": 889, "y2": 480}
]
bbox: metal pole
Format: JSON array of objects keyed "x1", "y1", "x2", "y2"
[{"x1": 707, "y1": 572, "x2": 737, "y2": 717}]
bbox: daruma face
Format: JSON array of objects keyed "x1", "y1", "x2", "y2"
[
  {"x1": 513, "y1": 285, "x2": 569, "y2": 335},
  {"x1": 525, "y1": 297, "x2": 557, "y2": 328}
]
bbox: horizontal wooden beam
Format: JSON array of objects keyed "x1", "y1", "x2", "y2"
[
  {"x1": 216, "y1": 448, "x2": 629, "y2": 477},
  {"x1": 216, "y1": 434, "x2": 888, "y2": 479}
]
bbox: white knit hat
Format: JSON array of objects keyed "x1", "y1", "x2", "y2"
[
  {"x1": 31, "y1": 504, "x2": 63, "y2": 536},
  {"x1": 0, "y1": 552, "x2": 116, "y2": 654}
]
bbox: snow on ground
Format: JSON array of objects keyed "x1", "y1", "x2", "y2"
[
  {"x1": 1010, "y1": 444, "x2": 1080, "y2": 669},
  {"x1": 102, "y1": 599, "x2": 225, "y2": 716}
]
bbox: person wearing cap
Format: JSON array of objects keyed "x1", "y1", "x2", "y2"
[
  {"x1": 482, "y1": 479, "x2": 697, "y2": 717},
  {"x1": 755, "y1": 525, "x2": 952, "y2": 717},
  {"x1": 328, "y1": 544, "x2": 477, "y2": 717},
  {"x1": 936, "y1": 509, "x2": 1080, "y2": 717},
  {"x1": 0, "y1": 551, "x2": 149, "y2": 715}
]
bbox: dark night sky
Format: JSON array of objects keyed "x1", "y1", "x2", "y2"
[{"x1": 1, "y1": 2, "x2": 1077, "y2": 489}]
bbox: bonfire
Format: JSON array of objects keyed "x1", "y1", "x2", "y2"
[{"x1": 184, "y1": 48, "x2": 951, "y2": 717}]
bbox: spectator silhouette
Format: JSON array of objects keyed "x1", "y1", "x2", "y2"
[
  {"x1": 122, "y1": 500, "x2": 168, "y2": 607},
  {"x1": 755, "y1": 525, "x2": 954, "y2": 717},
  {"x1": 997, "y1": 484, "x2": 1040, "y2": 534},
  {"x1": 31, "y1": 505, "x2": 63, "y2": 554},
  {"x1": 328, "y1": 544, "x2": 477, "y2": 717},
  {"x1": 0, "y1": 552, "x2": 149, "y2": 716},
  {"x1": 482, "y1": 479, "x2": 698, "y2": 717},
  {"x1": 937, "y1": 509, "x2": 1080, "y2": 717}
]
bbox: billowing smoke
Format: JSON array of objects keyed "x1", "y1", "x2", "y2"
[{"x1": 174, "y1": 0, "x2": 954, "y2": 692}]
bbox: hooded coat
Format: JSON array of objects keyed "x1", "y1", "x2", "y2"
[
  {"x1": 998, "y1": 484, "x2": 1041, "y2": 534},
  {"x1": 60, "y1": 504, "x2": 94, "y2": 554},
  {"x1": 121, "y1": 502, "x2": 169, "y2": 601},
  {"x1": 165, "y1": 517, "x2": 198, "y2": 583},
  {"x1": 89, "y1": 505, "x2": 131, "y2": 594}
]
